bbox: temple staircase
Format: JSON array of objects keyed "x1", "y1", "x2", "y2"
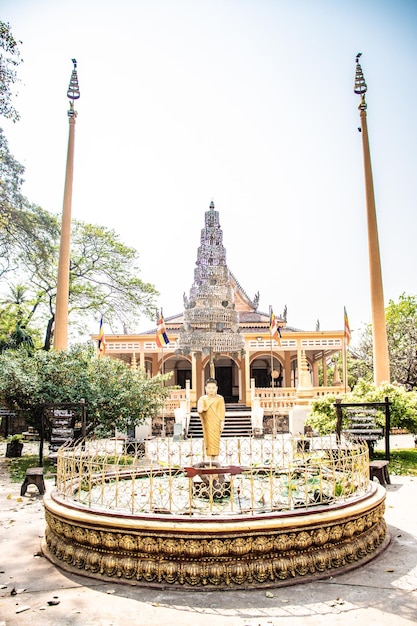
[{"x1": 187, "y1": 404, "x2": 252, "y2": 439}]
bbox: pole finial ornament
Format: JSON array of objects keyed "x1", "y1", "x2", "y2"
[
  {"x1": 354, "y1": 53, "x2": 367, "y2": 110},
  {"x1": 67, "y1": 58, "x2": 80, "y2": 117}
]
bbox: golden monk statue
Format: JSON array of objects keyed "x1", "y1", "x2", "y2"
[{"x1": 197, "y1": 378, "x2": 225, "y2": 460}]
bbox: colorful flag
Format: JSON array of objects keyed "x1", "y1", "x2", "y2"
[
  {"x1": 97, "y1": 317, "x2": 106, "y2": 357},
  {"x1": 344, "y1": 307, "x2": 351, "y2": 346},
  {"x1": 156, "y1": 310, "x2": 170, "y2": 348},
  {"x1": 269, "y1": 306, "x2": 282, "y2": 346}
]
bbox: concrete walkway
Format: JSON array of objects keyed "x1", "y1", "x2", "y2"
[{"x1": 1, "y1": 439, "x2": 416, "y2": 625}]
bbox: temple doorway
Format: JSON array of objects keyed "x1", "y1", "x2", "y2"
[
  {"x1": 164, "y1": 357, "x2": 192, "y2": 388},
  {"x1": 204, "y1": 357, "x2": 239, "y2": 403}
]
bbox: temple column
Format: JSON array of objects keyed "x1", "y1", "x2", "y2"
[
  {"x1": 322, "y1": 354, "x2": 328, "y2": 386},
  {"x1": 244, "y1": 340, "x2": 251, "y2": 405},
  {"x1": 191, "y1": 353, "x2": 197, "y2": 397},
  {"x1": 296, "y1": 348, "x2": 302, "y2": 387},
  {"x1": 312, "y1": 360, "x2": 319, "y2": 386},
  {"x1": 139, "y1": 342, "x2": 145, "y2": 369},
  {"x1": 195, "y1": 353, "x2": 203, "y2": 400},
  {"x1": 284, "y1": 352, "x2": 291, "y2": 388},
  {"x1": 151, "y1": 354, "x2": 159, "y2": 377}
]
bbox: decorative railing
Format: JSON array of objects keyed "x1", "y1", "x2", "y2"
[
  {"x1": 254, "y1": 388, "x2": 298, "y2": 412},
  {"x1": 55, "y1": 435, "x2": 370, "y2": 518},
  {"x1": 162, "y1": 386, "x2": 342, "y2": 417}
]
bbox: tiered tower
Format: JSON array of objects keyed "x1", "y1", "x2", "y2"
[{"x1": 176, "y1": 202, "x2": 245, "y2": 376}]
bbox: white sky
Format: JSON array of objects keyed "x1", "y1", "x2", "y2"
[{"x1": 2, "y1": 0, "x2": 417, "y2": 342}]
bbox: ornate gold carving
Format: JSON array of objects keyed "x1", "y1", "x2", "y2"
[
  {"x1": 230, "y1": 537, "x2": 250, "y2": 555},
  {"x1": 252, "y1": 535, "x2": 273, "y2": 554},
  {"x1": 274, "y1": 533, "x2": 292, "y2": 551},
  {"x1": 119, "y1": 533, "x2": 137, "y2": 552},
  {"x1": 295, "y1": 530, "x2": 312, "y2": 550},
  {"x1": 205, "y1": 539, "x2": 226, "y2": 557},
  {"x1": 43, "y1": 494, "x2": 387, "y2": 588},
  {"x1": 313, "y1": 527, "x2": 329, "y2": 546}
]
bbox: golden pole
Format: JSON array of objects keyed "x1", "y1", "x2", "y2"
[
  {"x1": 54, "y1": 60, "x2": 80, "y2": 350},
  {"x1": 354, "y1": 55, "x2": 390, "y2": 384}
]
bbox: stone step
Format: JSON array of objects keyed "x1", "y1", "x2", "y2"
[{"x1": 187, "y1": 412, "x2": 252, "y2": 439}]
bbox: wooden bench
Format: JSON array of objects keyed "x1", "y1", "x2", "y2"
[
  {"x1": 20, "y1": 467, "x2": 45, "y2": 496},
  {"x1": 369, "y1": 460, "x2": 390, "y2": 486},
  {"x1": 22, "y1": 426, "x2": 39, "y2": 441}
]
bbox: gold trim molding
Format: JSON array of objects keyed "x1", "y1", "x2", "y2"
[{"x1": 43, "y1": 485, "x2": 388, "y2": 588}]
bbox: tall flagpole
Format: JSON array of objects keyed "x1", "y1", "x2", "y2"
[
  {"x1": 354, "y1": 54, "x2": 390, "y2": 384},
  {"x1": 342, "y1": 338, "x2": 348, "y2": 394},
  {"x1": 161, "y1": 341, "x2": 166, "y2": 437},
  {"x1": 54, "y1": 59, "x2": 80, "y2": 350},
  {"x1": 157, "y1": 308, "x2": 167, "y2": 438},
  {"x1": 269, "y1": 306, "x2": 276, "y2": 437},
  {"x1": 342, "y1": 307, "x2": 351, "y2": 393}
]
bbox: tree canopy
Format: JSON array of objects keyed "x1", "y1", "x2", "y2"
[
  {"x1": 0, "y1": 133, "x2": 158, "y2": 347},
  {"x1": 0, "y1": 344, "x2": 172, "y2": 436},
  {"x1": 0, "y1": 28, "x2": 158, "y2": 346},
  {"x1": 0, "y1": 21, "x2": 22, "y2": 123},
  {"x1": 351, "y1": 294, "x2": 417, "y2": 390}
]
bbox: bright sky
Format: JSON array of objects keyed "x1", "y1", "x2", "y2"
[{"x1": 2, "y1": 0, "x2": 417, "y2": 342}]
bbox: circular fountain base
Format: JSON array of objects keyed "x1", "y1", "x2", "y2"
[{"x1": 43, "y1": 483, "x2": 388, "y2": 589}]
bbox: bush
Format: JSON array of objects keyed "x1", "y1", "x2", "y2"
[{"x1": 307, "y1": 379, "x2": 417, "y2": 435}]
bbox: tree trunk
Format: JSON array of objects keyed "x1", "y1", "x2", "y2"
[{"x1": 43, "y1": 315, "x2": 55, "y2": 351}]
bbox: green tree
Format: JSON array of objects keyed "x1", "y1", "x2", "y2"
[
  {"x1": 0, "y1": 284, "x2": 41, "y2": 351},
  {"x1": 0, "y1": 22, "x2": 23, "y2": 274},
  {"x1": 353, "y1": 294, "x2": 417, "y2": 390},
  {"x1": 0, "y1": 344, "x2": 172, "y2": 436},
  {"x1": 18, "y1": 216, "x2": 158, "y2": 348},
  {"x1": 0, "y1": 128, "x2": 26, "y2": 277},
  {"x1": 1, "y1": 187, "x2": 158, "y2": 347},
  {"x1": 0, "y1": 21, "x2": 22, "y2": 123},
  {"x1": 68, "y1": 220, "x2": 157, "y2": 334}
]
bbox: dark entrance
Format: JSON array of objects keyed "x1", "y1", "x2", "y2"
[
  {"x1": 214, "y1": 366, "x2": 235, "y2": 403},
  {"x1": 177, "y1": 369, "x2": 192, "y2": 389},
  {"x1": 204, "y1": 358, "x2": 239, "y2": 403}
]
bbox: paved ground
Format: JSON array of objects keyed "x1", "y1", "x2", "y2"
[{"x1": 0, "y1": 437, "x2": 416, "y2": 625}]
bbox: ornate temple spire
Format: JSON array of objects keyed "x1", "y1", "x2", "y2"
[{"x1": 176, "y1": 202, "x2": 244, "y2": 376}]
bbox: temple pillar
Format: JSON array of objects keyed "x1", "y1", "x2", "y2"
[
  {"x1": 195, "y1": 353, "x2": 203, "y2": 400},
  {"x1": 151, "y1": 354, "x2": 159, "y2": 377},
  {"x1": 139, "y1": 342, "x2": 145, "y2": 369},
  {"x1": 322, "y1": 354, "x2": 328, "y2": 386},
  {"x1": 312, "y1": 359, "x2": 319, "y2": 386},
  {"x1": 244, "y1": 341, "x2": 251, "y2": 405},
  {"x1": 284, "y1": 352, "x2": 291, "y2": 388}
]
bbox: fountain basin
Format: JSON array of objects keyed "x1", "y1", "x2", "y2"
[{"x1": 43, "y1": 480, "x2": 387, "y2": 588}]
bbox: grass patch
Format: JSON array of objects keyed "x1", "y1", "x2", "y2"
[
  {"x1": 374, "y1": 449, "x2": 417, "y2": 476},
  {"x1": 7, "y1": 455, "x2": 56, "y2": 483}
]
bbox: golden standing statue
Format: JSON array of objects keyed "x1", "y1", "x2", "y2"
[{"x1": 197, "y1": 378, "x2": 225, "y2": 460}]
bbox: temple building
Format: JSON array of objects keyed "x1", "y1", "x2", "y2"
[{"x1": 99, "y1": 202, "x2": 346, "y2": 432}]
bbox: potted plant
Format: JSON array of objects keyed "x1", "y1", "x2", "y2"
[{"x1": 6, "y1": 434, "x2": 24, "y2": 458}]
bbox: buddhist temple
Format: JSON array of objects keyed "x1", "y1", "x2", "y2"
[{"x1": 98, "y1": 202, "x2": 346, "y2": 435}]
